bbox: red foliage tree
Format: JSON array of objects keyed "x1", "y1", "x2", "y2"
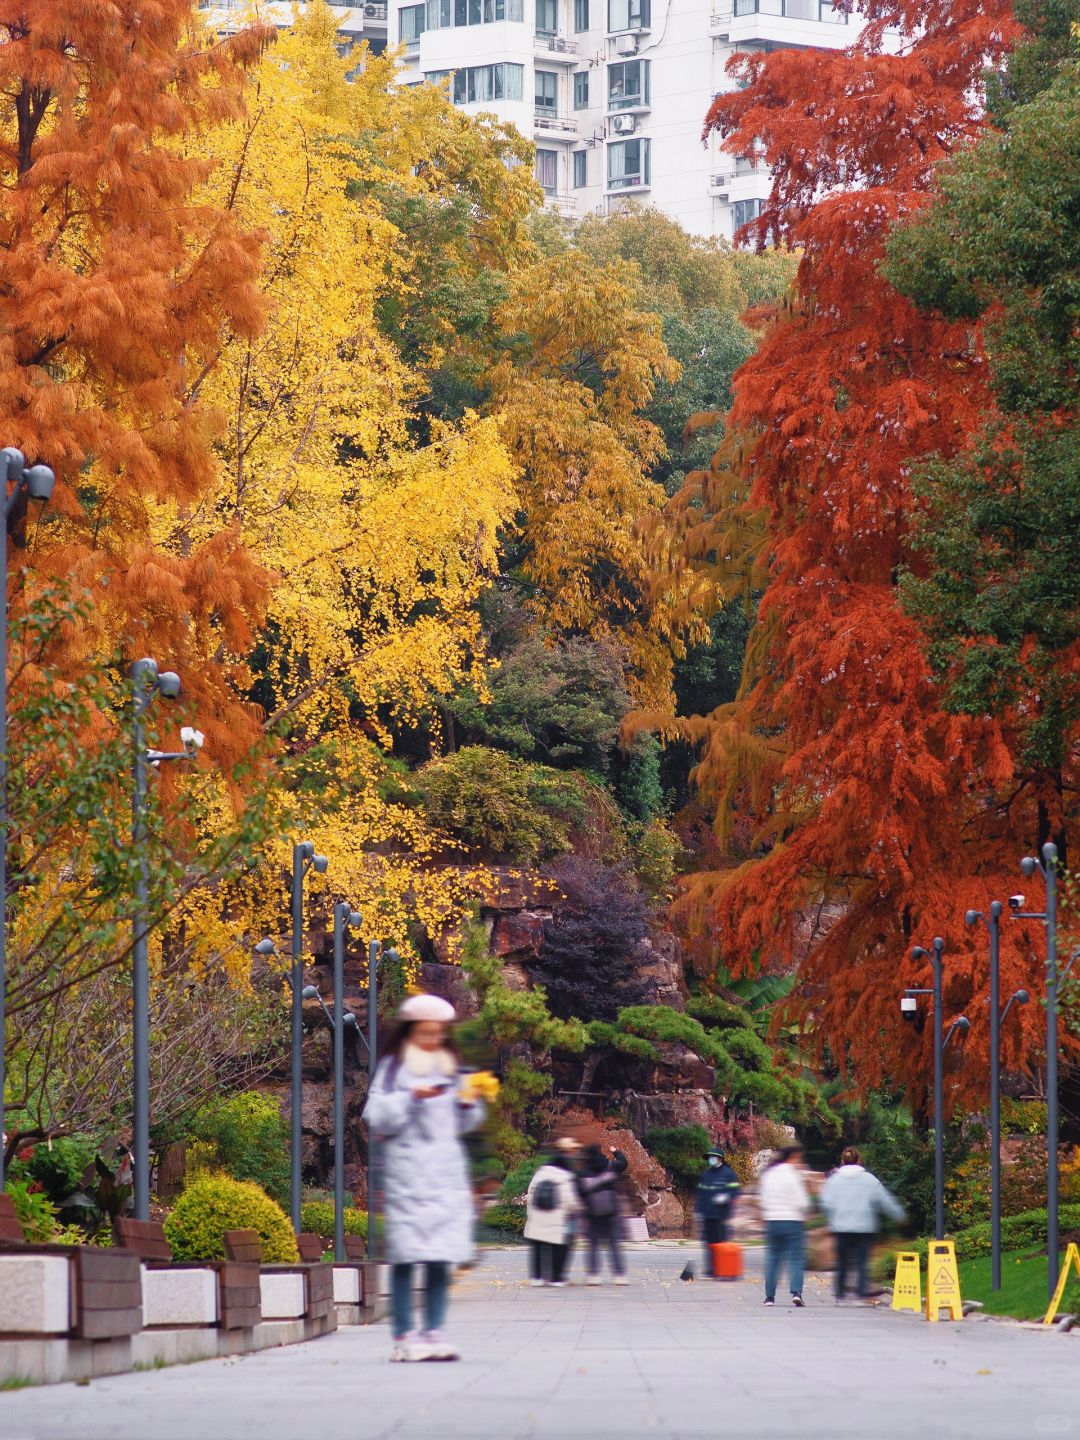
[
  {"x1": 0, "y1": 2, "x2": 272, "y2": 765},
  {"x1": 658, "y1": 1, "x2": 1064, "y2": 1103}
]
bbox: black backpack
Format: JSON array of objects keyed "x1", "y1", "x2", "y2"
[{"x1": 533, "y1": 1178, "x2": 559, "y2": 1211}]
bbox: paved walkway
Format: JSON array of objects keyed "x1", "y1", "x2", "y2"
[{"x1": 1, "y1": 1248, "x2": 1076, "y2": 1440}]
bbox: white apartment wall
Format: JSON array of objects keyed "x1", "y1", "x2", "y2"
[{"x1": 388, "y1": 0, "x2": 863, "y2": 240}]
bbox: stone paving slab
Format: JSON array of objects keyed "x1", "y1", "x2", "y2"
[{"x1": 0, "y1": 1249, "x2": 1076, "y2": 1440}]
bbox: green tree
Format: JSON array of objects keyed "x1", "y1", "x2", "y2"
[{"x1": 884, "y1": 11, "x2": 1080, "y2": 852}]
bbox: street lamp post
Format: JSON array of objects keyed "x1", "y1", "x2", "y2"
[
  {"x1": 1015, "y1": 843, "x2": 1079, "y2": 1301},
  {"x1": 130, "y1": 659, "x2": 201, "y2": 1220},
  {"x1": 0, "y1": 447, "x2": 54, "y2": 1185},
  {"x1": 365, "y1": 941, "x2": 397, "y2": 1265},
  {"x1": 289, "y1": 842, "x2": 327, "y2": 1230},
  {"x1": 332, "y1": 903, "x2": 362, "y2": 1262},
  {"x1": 964, "y1": 902, "x2": 1029, "y2": 1291},
  {"x1": 906, "y1": 937, "x2": 970, "y2": 1240}
]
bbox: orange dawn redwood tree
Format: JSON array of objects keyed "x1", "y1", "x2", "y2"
[
  {"x1": 652, "y1": 0, "x2": 1068, "y2": 1104},
  {"x1": 0, "y1": 2, "x2": 273, "y2": 767}
]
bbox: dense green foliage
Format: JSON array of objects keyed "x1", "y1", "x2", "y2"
[
  {"x1": 164, "y1": 1174, "x2": 299, "y2": 1264},
  {"x1": 188, "y1": 1093, "x2": 291, "y2": 1209},
  {"x1": 643, "y1": 1125, "x2": 711, "y2": 1186},
  {"x1": 3, "y1": 1181, "x2": 58, "y2": 1243},
  {"x1": 299, "y1": 1200, "x2": 368, "y2": 1243}
]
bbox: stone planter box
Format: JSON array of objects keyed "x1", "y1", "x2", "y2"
[
  {"x1": 0, "y1": 1255, "x2": 72, "y2": 1334},
  {"x1": 259, "y1": 1272, "x2": 306, "y2": 1320},
  {"x1": 141, "y1": 1267, "x2": 219, "y2": 1328}
]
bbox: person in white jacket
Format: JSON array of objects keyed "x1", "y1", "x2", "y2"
[
  {"x1": 757, "y1": 1145, "x2": 812, "y2": 1307},
  {"x1": 820, "y1": 1147, "x2": 906, "y2": 1303},
  {"x1": 524, "y1": 1140, "x2": 582, "y2": 1286}
]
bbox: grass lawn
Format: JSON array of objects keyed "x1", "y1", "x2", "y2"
[{"x1": 958, "y1": 1248, "x2": 1080, "y2": 1321}]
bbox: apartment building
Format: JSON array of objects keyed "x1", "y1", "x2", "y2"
[
  {"x1": 389, "y1": 0, "x2": 860, "y2": 241},
  {"x1": 200, "y1": 0, "x2": 389, "y2": 60}
]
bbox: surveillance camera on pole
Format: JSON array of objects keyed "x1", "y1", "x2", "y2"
[{"x1": 1008, "y1": 894, "x2": 1026, "y2": 912}]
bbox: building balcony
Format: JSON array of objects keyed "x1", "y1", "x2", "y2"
[
  {"x1": 534, "y1": 32, "x2": 580, "y2": 62},
  {"x1": 534, "y1": 110, "x2": 578, "y2": 137},
  {"x1": 711, "y1": 0, "x2": 850, "y2": 48}
]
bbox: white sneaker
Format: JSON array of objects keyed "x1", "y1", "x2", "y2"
[
  {"x1": 586, "y1": 1275, "x2": 602, "y2": 1286},
  {"x1": 420, "y1": 1329, "x2": 459, "y2": 1361},
  {"x1": 551, "y1": 1281, "x2": 566, "y2": 1288},
  {"x1": 529, "y1": 1278, "x2": 544, "y2": 1287},
  {"x1": 389, "y1": 1333, "x2": 429, "y2": 1363},
  {"x1": 613, "y1": 1275, "x2": 629, "y2": 1286}
]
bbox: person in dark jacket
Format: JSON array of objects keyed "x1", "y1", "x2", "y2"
[
  {"x1": 576, "y1": 1144, "x2": 628, "y2": 1285},
  {"x1": 694, "y1": 1149, "x2": 741, "y2": 1275}
]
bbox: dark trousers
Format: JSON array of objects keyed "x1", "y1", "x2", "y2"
[
  {"x1": 586, "y1": 1215, "x2": 625, "y2": 1276},
  {"x1": 834, "y1": 1232, "x2": 871, "y2": 1299},
  {"x1": 529, "y1": 1239, "x2": 570, "y2": 1283},
  {"x1": 702, "y1": 1215, "x2": 731, "y2": 1274}
]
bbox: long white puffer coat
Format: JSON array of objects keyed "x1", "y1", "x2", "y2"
[
  {"x1": 363, "y1": 1051, "x2": 485, "y2": 1265},
  {"x1": 524, "y1": 1164, "x2": 580, "y2": 1245}
]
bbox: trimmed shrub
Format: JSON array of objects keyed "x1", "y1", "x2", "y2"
[
  {"x1": 187, "y1": 1092, "x2": 290, "y2": 1209},
  {"x1": 165, "y1": 1173, "x2": 298, "y2": 1263},
  {"x1": 644, "y1": 1125, "x2": 710, "y2": 1186},
  {"x1": 299, "y1": 1200, "x2": 368, "y2": 1243},
  {"x1": 880, "y1": 1203, "x2": 1080, "y2": 1277},
  {"x1": 480, "y1": 1202, "x2": 526, "y2": 1236}
]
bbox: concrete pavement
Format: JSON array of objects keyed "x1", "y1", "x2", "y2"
[{"x1": 0, "y1": 1247, "x2": 1075, "y2": 1440}]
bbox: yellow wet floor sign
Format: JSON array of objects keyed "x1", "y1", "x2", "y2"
[
  {"x1": 891, "y1": 1252, "x2": 922, "y2": 1313},
  {"x1": 1043, "y1": 1242, "x2": 1080, "y2": 1326},
  {"x1": 925, "y1": 1240, "x2": 963, "y2": 1321}
]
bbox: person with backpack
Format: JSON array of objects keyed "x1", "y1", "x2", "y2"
[
  {"x1": 524, "y1": 1139, "x2": 581, "y2": 1286},
  {"x1": 820, "y1": 1146, "x2": 906, "y2": 1304},
  {"x1": 577, "y1": 1143, "x2": 629, "y2": 1285},
  {"x1": 362, "y1": 993, "x2": 486, "y2": 1363},
  {"x1": 694, "y1": 1148, "x2": 741, "y2": 1276}
]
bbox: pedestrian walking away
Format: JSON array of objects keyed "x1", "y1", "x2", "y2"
[
  {"x1": 362, "y1": 993, "x2": 486, "y2": 1362},
  {"x1": 524, "y1": 1138, "x2": 582, "y2": 1286},
  {"x1": 694, "y1": 1148, "x2": 740, "y2": 1276},
  {"x1": 577, "y1": 1143, "x2": 629, "y2": 1284},
  {"x1": 820, "y1": 1146, "x2": 906, "y2": 1304},
  {"x1": 758, "y1": 1144, "x2": 811, "y2": 1307}
]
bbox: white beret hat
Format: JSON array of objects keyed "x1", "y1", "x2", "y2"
[{"x1": 397, "y1": 993, "x2": 456, "y2": 1023}]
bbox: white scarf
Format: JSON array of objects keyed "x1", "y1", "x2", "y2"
[{"x1": 402, "y1": 1043, "x2": 456, "y2": 1078}]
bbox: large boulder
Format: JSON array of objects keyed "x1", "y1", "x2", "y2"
[
  {"x1": 625, "y1": 1090, "x2": 721, "y2": 1133},
  {"x1": 491, "y1": 910, "x2": 547, "y2": 960},
  {"x1": 418, "y1": 961, "x2": 477, "y2": 1016},
  {"x1": 632, "y1": 932, "x2": 687, "y2": 1010},
  {"x1": 649, "y1": 1042, "x2": 715, "y2": 1093},
  {"x1": 643, "y1": 1189, "x2": 686, "y2": 1237}
]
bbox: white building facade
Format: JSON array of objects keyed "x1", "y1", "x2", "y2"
[{"x1": 389, "y1": 0, "x2": 859, "y2": 241}]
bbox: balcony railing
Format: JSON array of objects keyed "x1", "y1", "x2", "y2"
[
  {"x1": 732, "y1": 0, "x2": 847, "y2": 17},
  {"x1": 535, "y1": 33, "x2": 579, "y2": 55},
  {"x1": 535, "y1": 110, "x2": 578, "y2": 135}
]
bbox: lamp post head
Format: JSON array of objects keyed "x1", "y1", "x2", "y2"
[
  {"x1": 344, "y1": 1012, "x2": 359, "y2": 1029},
  {"x1": 955, "y1": 1016, "x2": 970, "y2": 1037},
  {"x1": 964, "y1": 910, "x2": 979, "y2": 928},
  {"x1": 302, "y1": 985, "x2": 320, "y2": 1000},
  {"x1": 911, "y1": 945, "x2": 927, "y2": 961},
  {"x1": 24, "y1": 464, "x2": 55, "y2": 502},
  {"x1": 1, "y1": 446, "x2": 25, "y2": 479},
  {"x1": 298, "y1": 841, "x2": 315, "y2": 862},
  {"x1": 313, "y1": 855, "x2": 328, "y2": 874},
  {"x1": 156, "y1": 671, "x2": 181, "y2": 700},
  {"x1": 254, "y1": 938, "x2": 276, "y2": 957},
  {"x1": 1020, "y1": 856, "x2": 1038, "y2": 878},
  {"x1": 1014, "y1": 989, "x2": 1030, "y2": 1006},
  {"x1": 349, "y1": 910, "x2": 362, "y2": 929}
]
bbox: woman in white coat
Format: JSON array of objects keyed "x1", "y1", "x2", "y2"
[
  {"x1": 362, "y1": 994, "x2": 485, "y2": 1363},
  {"x1": 524, "y1": 1139, "x2": 582, "y2": 1286}
]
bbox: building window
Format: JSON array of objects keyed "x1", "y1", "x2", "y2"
[
  {"x1": 607, "y1": 59, "x2": 648, "y2": 109},
  {"x1": 819, "y1": 0, "x2": 848, "y2": 19},
  {"x1": 536, "y1": 148, "x2": 559, "y2": 193},
  {"x1": 574, "y1": 0, "x2": 589, "y2": 29},
  {"x1": 573, "y1": 70, "x2": 589, "y2": 109},
  {"x1": 426, "y1": 0, "x2": 523, "y2": 25},
  {"x1": 444, "y1": 63, "x2": 525, "y2": 102},
  {"x1": 607, "y1": 136, "x2": 649, "y2": 189},
  {"x1": 607, "y1": 0, "x2": 648, "y2": 32},
  {"x1": 732, "y1": 198, "x2": 763, "y2": 230},
  {"x1": 400, "y1": 2, "x2": 425, "y2": 40},
  {"x1": 535, "y1": 0, "x2": 557, "y2": 34},
  {"x1": 573, "y1": 149, "x2": 587, "y2": 188},
  {"x1": 535, "y1": 70, "x2": 558, "y2": 111}
]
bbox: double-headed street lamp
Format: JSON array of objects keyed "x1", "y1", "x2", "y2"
[
  {"x1": 290, "y1": 842, "x2": 327, "y2": 1229},
  {"x1": 964, "y1": 903, "x2": 1029, "y2": 1291},
  {"x1": 903, "y1": 936, "x2": 969, "y2": 1240},
  {"x1": 0, "y1": 447, "x2": 55, "y2": 1185},
  {"x1": 1013, "y1": 843, "x2": 1079, "y2": 1301},
  {"x1": 130, "y1": 658, "x2": 202, "y2": 1220}
]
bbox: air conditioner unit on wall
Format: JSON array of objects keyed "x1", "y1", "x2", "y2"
[
  {"x1": 611, "y1": 113, "x2": 637, "y2": 135},
  {"x1": 613, "y1": 33, "x2": 637, "y2": 54}
]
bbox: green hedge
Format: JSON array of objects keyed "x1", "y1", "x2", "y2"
[
  {"x1": 882, "y1": 1203, "x2": 1080, "y2": 1275},
  {"x1": 299, "y1": 1199, "x2": 368, "y2": 1243},
  {"x1": 165, "y1": 1173, "x2": 299, "y2": 1263},
  {"x1": 480, "y1": 1202, "x2": 526, "y2": 1236}
]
